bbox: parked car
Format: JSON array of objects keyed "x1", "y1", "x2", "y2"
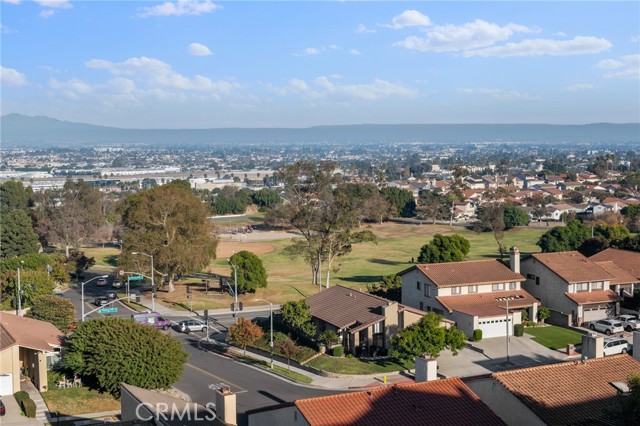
[
  {"x1": 132, "y1": 312, "x2": 172, "y2": 330},
  {"x1": 179, "y1": 319, "x2": 207, "y2": 333},
  {"x1": 96, "y1": 278, "x2": 108, "y2": 287},
  {"x1": 588, "y1": 319, "x2": 624, "y2": 335},
  {"x1": 0, "y1": 399, "x2": 5, "y2": 416},
  {"x1": 603, "y1": 337, "x2": 631, "y2": 356},
  {"x1": 94, "y1": 296, "x2": 109, "y2": 306},
  {"x1": 105, "y1": 290, "x2": 117, "y2": 300},
  {"x1": 613, "y1": 314, "x2": 640, "y2": 332}
]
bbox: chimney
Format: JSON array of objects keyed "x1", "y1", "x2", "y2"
[
  {"x1": 581, "y1": 332, "x2": 604, "y2": 359},
  {"x1": 414, "y1": 353, "x2": 437, "y2": 382},
  {"x1": 509, "y1": 246, "x2": 520, "y2": 274},
  {"x1": 215, "y1": 386, "x2": 237, "y2": 426},
  {"x1": 634, "y1": 331, "x2": 640, "y2": 362}
]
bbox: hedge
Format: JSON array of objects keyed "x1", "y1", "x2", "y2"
[
  {"x1": 22, "y1": 398, "x2": 37, "y2": 418},
  {"x1": 514, "y1": 324, "x2": 524, "y2": 337},
  {"x1": 14, "y1": 390, "x2": 29, "y2": 405},
  {"x1": 332, "y1": 345, "x2": 344, "y2": 357},
  {"x1": 473, "y1": 329, "x2": 483, "y2": 342}
]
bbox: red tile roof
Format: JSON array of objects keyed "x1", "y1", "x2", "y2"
[
  {"x1": 590, "y1": 248, "x2": 640, "y2": 280},
  {"x1": 564, "y1": 290, "x2": 622, "y2": 305},
  {"x1": 0, "y1": 313, "x2": 64, "y2": 352},
  {"x1": 295, "y1": 377, "x2": 506, "y2": 426},
  {"x1": 436, "y1": 289, "x2": 539, "y2": 316},
  {"x1": 412, "y1": 260, "x2": 525, "y2": 288},
  {"x1": 530, "y1": 251, "x2": 614, "y2": 283},
  {"x1": 493, "y1": 355, "x2": 640, "y2": 426},
  {"x1": 592, "y1": 261, "x2": 638, "y2": 285}
]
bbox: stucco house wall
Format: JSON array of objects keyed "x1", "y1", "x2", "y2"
[
  {"x1": 521, "y1": 258, "x2": 576, "y2": 315},
  {"x1": 0, "y1": 346, "x2": 20, "y2": 394}
]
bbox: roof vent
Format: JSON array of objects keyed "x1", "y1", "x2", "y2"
[{"x1": 610, "y1": 381, "x2": 630, "y2": 394}]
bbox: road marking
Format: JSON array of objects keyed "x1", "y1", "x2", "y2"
[{"x1": 185, "y1": 363, "x2": 245, "y2": 392}]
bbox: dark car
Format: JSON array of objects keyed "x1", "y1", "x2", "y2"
[
  {"x1": 96, "y1": 278, "x2": 108, "y2": 287},
  {"x1": 0, "y1": 399, "x2": 5, "y2": 416},
  {"x1": 105, "y1": 290, "x2": 117, "y2": 300},
  {"x1": 94, "y1": 296, "x2": 109, "y2": 306}
]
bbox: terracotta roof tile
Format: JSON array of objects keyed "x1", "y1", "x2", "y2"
[
  {"x1": 436, "y1": 289, "x2": 539, "y2": 316},
  {"x1": 493, "y1": 355, "x2": 640, "y2": 426},
  {"x1": 530, "y1": 251, "x2": 614, "y2": 283},
  {"x1": 307, "y1": 286, "x2": 389, "y2": 331},
  {"x1": 295, "y1": 377, "x2": 506, "y2": 426},
  {"x1": 592, "y1": 261, "x2": 638, "y2": 285},
  {"x1": 564, "y1": 290, "x2": 622, "y2": 305},
  {"x1": 0, "y1": 313, "x2": 64, "y2": 352},
  {"x1": 413, "y1": 260, "x2": 525, "y2": 288},
  {"x1": 590, "y1": 248, "x2": 640, "y2": 280}
]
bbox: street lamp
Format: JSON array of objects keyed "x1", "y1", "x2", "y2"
[
  {"x1": 255, "y1": 298, "x2": 274, "y2": 369},
  {"x1": 16, "y1": 260, "x2": 24, "y2": 315},
  {"x1": 132, "y1": 252, "x2": 155, "y2": 312},
  {"x1": 228, "y1": 259, "x2": 238, "y2": 323},
  {"x1": 81, "y1": 275, "x2": 109, "y2": 321},
  {"x1": 495, "y1": 294, "x2": 525, "y2": 364}
]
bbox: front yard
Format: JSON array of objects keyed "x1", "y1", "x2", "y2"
[
  {"x1": 524, "y1": 325, "x2": 583, "y2": 350},
  {"x1": 306, "y1": 355, "x2": 414, "y2": 375},
  {"x1": 42, "y1": 386, "x2": 120, "y2": 416}
]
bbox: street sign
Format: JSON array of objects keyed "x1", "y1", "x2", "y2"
[
  {"x1": 99, "y1": 307, "x2": 118, "y2": 313},
  {"x1": 128, "y1": 275, "x2": 144, "y2": 281}
]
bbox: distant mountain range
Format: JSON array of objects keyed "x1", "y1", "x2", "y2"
[{"x1": 1, "y1": 113, "x2": 639, "y2": 146}]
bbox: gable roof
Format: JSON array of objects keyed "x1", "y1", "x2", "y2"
[
  {"x1": 407, "y1": 260, "x2": 524, "y2": 288},
  {"x1": 436, "y1": 289, "x2": 539, "y2": 316},
  {"x1": 590, "y1": 248, "x2": 640, "y2": 280},
  {"x1": 592, "y1": 261, "x2": 639, "y2": 285},
  {"x1": 528, "y1": 252, "x2": 614, "y2": 283},
  {"x1": 307, "y1": 285, "x2": 389, "y2": 331},
  {"x1": 0, "y1": 313, "x2": 64, "y2": 352},
  {"x1": 294, "y1": 377, "x2": 506, "y2": 426},
  {"x1": 564, "y1": 290, "x2": 622, "y2": 305},
  {"x1": 493, "y1": 355, "x2": 640, "y2": 426}
]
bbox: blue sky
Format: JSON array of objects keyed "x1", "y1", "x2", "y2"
[{"x1": 1, "y1": 1, "x2": 639, "y2": 128}]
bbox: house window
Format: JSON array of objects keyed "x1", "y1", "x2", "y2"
[
  {"x1": 424, "y1": 284, "x2": 431, "y2": 298},
  {"x1": 593, "y1": 282, "x2": 603, "y2": 290},
  {"x1": 509, "y1": 282, "x2": 517, "y2": 290},
  {"x1": 576, "y1": 283, "x2": 588, "y2": 292},
  {"x1": 468, "y1": 285, "x2": 478, "y2": 293},
  {"x1": 372, "y1": 321, "x2": 383, "y2": 334},
  {"x1": 419, "y1": 301, "x2": 424, "y2": 310},
  {"x1": 451, "y1": 286, "x2": 461, "y2": 295},
  {"x1": 492, "y1": 283, "x2": 505, "y2": 291},
  {"x1": 535, "y1": 277, "x2": 540, "y2": 286},
  {"x1": 417, "y1": 281, "x2": 421, "y2": 291},
  {"x1": 527, "y1": 273, "x2": 536, "y2": 280}
]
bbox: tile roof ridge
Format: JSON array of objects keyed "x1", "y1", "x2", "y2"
[
  {"x1": 332, "y1": 284, "x2": 394, "y2": 303},
  {"x1": 495, "y1": 355, "x2": 632, "y2": 377},
  {"x1": 419, "y1": 259, "x2": 502, "y2": 267}
]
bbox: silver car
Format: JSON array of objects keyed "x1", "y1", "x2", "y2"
[
  {"x1": 613, "y1": 315, "x2": 640, "y2": 332},
  {"x1": 603, "y1": 337, "x2": 631, "y2": 356},
  {"x1": 588, "y1": 319, "x2": 624, "y2": 335},
  {"x1": 179, "y1": 320, "x2": 208, "y2": 333}
]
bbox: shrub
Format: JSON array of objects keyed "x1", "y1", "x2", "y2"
[
  {"x1": 346, "y1": 353, "x2": 355, "y2": 359},
  {"x1": 473, "y1": 329, "x2": 483, "y2": 342},
  {"x1": 21, "y1": 398, "x2": 36, "y2": 418},
  {"x1": 514, "y1": 324, "x2": 524, "y2": 337},
  {"x1": 14, "y1": 390, "x2": 29, "y2": 405},
  {"x1": 332, "y1": 345, "x2": 344, "y2": 357},
  {"x1": 525, "y1": 321, "x2": 537, "y2": 327}
]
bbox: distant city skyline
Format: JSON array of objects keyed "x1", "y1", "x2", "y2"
[{"x1": 1, "y1": 0, "x2": 639, "y2": 128}]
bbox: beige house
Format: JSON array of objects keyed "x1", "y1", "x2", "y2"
[
  {"x1": 520, "y1": 251, "x2": 622, "y2": 326},
  {"x1": 0, "y1": 313, "x2": 64, "y2": 393},
  {"x1": 400, "y1": 249, "x2": 539, "y2": 339},
  {"x1": 306, "y1": 285, "x2": 450, "y2": 356}
]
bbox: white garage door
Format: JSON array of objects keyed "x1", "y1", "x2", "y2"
[
  {"x1": 478, "y1": 317, "x2": 511, "y2": 338},
  {"x1": 583, "y1": 306, "x2": 608, "y2": 322}
]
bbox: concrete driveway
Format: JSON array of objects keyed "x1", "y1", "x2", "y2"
[
  {"x1": 0, "y1": 395, "x2": 41, "y2": 426},
  {"x1": 436, "y1": 333, "x2": 571, "y2": 378}
]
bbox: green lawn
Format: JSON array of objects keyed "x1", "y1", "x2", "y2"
[
  {"x1": 306, "y1": 355, "x2": 414, "y2": 375},
  {"x1": 524, "y1": 325, "x2": 583, "y2": 350},
  {"x1": 42, "y1": 385, "x2": 120, "y2": 416}
]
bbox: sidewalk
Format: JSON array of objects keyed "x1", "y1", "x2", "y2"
[
  {"x1": 198, "y1": 339, "x2": 414, "y2": 391},
  {"x1": 21, "y1": 378, "x2": 48, "y2": 423}
]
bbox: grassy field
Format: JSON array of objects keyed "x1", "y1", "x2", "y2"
[
  {"x1": 42, "y1": 385, "x2": 120, "y2": 416},
  {"x1": 306, "y1": 355, "x2": 414, "y2": 375},
  {"x1": 524, "y1": 325, "x2": 583, "y2": 350},
  {"x1": 82, "y1": 246, "x2": 120, "y2": 268}
]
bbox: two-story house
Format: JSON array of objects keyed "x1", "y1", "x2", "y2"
[
  {"x1": 590, "y1": 248, "x2": 640, "y2": 297},
  {"x1": 399, "y1": 249, "x2": 539, "y2": 339},
  {"x1": 520, "y1": 251, "x2": 621, "y2": 326}
]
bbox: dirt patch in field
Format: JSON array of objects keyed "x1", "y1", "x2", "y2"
[{"x1": 217, "y1": 240, "x2": 276, "y2": 258}]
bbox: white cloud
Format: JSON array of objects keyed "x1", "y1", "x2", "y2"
[
  {"x1": 138, "y1": 0, "x2": 219, "y2": 18},
  {"x1": 289, "y1": 78, "x2": 309, "y2": 92},
  {"x1": 1, "y1": 0, "x2": 21, "y2": 5},
  {"x1": 465, "y1": 36, "x2": 612, "y2": 57},
  {"x1": 457, "y1": 87, "x2": 542, "y2": 101},
  {"x1": 566, "y1": 83, "x2": 595, "y2": 91},
  {"x1": 33, "y1": 0, "x2": 71, "y2": 8},
  {"x1": 356, "y1": 23, "x2": 376, "y2": 34},
  {"x1": 49, "y1": 78, "x2": 92, "y2": 96},
  {"x1": 350, "y1": 49, "x2": 362, "y2": 56},
  {"x1": 39, "y1": 9, "x2": 56, "y2": 18},
  {"x1": 1, "y1": 21, "x2": 15, "y2": 33},
  {"x1": 599, "y1": 54, "x2": 639, "y2": 79},
  {"x1": 84, "y1": 56, "x2": 240, "y2": 93},
  {"x1": 396, "y1": 19, "x2": 533, "y2": 52},
  {"x1": 1, "y1": 66, "x2": 27, "y2": 86},
  {"x1": 269, "y1": 76, "x2": 418, "y2": 101},
  {"x1": 188, "y1": 42, "x2": 213, "y2": 56},
  {"x1": 302, "y1": 47, "x2": 321, "y2": 55},
  {"x1": 297, "y1": 45, "x2": 341, "y2": 56},
  {"x1": 385, "y1": 10, "x2": 431, "y2": 29}
]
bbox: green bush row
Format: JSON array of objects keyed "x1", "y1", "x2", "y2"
[
  {"x1": 14, "y1": 390, "x2": 29, "y2": 405},
  {"x1": 21, "y1": 398, "x2": 37, "y2": 418}
]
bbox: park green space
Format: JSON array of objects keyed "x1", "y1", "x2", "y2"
[{"x1": 524, "y1": 325, "x2": 583, "y2": 350}]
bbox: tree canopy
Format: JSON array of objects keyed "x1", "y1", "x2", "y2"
[
  {"x1": 119, "y1": 183, "x2": 218, "y2": 292},
  {"x1": 503, "y1": 205, "x2": 530, "y2": 228},
  {"x1": 1, "y1": 209, "x2": 40, "y2": 258},
  {"x1": 391, "y1": 312, "x2": 466, "y2": 359},
  {"x1": 538, "y1": 219, "x2": 591, "y2": 252},
  {"x1": 475, "y1": 203, "x2": 507, "y2": 257},
  {"x1": 227, "y1": 317, "x2": 264, "y2": 355},
  {"x1": 229, "y1": 250, "x2": 268, "y2": 292},
  {"x1": 417, "y1": 234, "x2": 470, "y2": 263},
  {"x1": 26, "y1": 294, "x2": 75, "y2": 332},
  {"x1": 381, "y1": 186, "x2": 416, "y2": 218},
  {"x1": 280, "y1": 299, "x2": 316, "y2": 338},
  {"x1": 64, "y1": 317, "x2": 188, "y2": 396},
  {"x1": 417, "y1": 190, "x2": 450, "y2": 224},
  {"x1": 0, "y1": 181, "x2": 32, "y2": 214}
]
